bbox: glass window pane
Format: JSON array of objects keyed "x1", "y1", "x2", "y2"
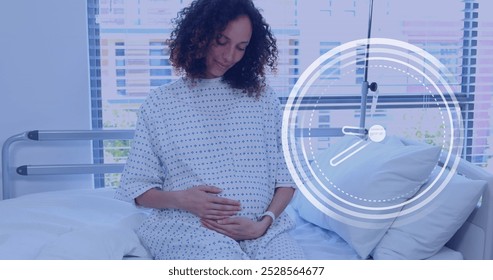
[{"x1": 88, "y1": 0, "x2": 493, "y2": 187}]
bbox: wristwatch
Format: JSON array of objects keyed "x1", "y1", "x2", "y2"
[{"x1": 259, "y1": 211, "x2": 276, "y2": 225}]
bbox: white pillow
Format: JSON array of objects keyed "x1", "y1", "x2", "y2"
[
  {"x1": 292, "y1": 135, "x2": 441, "y2": 258},
  {"x1": 36, "y1": 219, "x2": 151, "y2": 260},
  {"x1": 372, "y1": 168, "x2": 486, "y2": 260},
  {"x1": 0, "y1": 189, "x2": 151, "y2": 259}
]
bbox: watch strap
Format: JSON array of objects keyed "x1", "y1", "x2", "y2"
[{"x1": 260, "y1": 211, "x2": 276, "y2": 224}]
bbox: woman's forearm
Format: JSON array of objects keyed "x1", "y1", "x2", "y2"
[
  {"x1": 135, "y1": 188, "x2": 181, "y2": 209},
  {"x1": 135, "y1": 186, "x2": 242, "y2": 220}
]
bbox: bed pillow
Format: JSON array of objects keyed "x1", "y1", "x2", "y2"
[
  {"x1": 292, "y1": 135, "x2": 441, "y2": 259},
  {"x1": 372, "y1": 168, "x2": 486, "y2": 260},
  {"x1": 0, "y1": 188, "x2": 151, "y2": 260},
  {"x1": 36, "y1": 218, "x2": 151, "y2": 260}
]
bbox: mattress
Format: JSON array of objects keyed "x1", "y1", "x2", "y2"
[{"x1": 0, "y1": 188, "x2": 468, "y2": 260}]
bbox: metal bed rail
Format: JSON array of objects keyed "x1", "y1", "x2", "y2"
[
  {"x1": 1, "y1": 128, "x2": 344, "y2": 200},
  {"x1": 1, "y1": 130, "x2": 134, "y2": 200}
]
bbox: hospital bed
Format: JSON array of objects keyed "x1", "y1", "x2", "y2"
[{"x1": 1, "y1": 130, "x2": 493, "y2": 260}]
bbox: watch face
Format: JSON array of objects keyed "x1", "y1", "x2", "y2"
[{"x1": 283, "y1": 38, "x2": 463, "y2": 227}]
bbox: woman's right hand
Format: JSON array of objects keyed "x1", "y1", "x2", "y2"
[{"x1": 178, "y1": 185, "x2": 241, "y2": 220}]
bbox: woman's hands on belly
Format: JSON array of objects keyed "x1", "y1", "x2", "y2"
[
  {"x1": 180, "y1": 185, "x2": 242, "y2": 220},
  {"x1": 136, "y1": 185, "x2": 241, "y2": 220},
  {"x1": 200, "y1": 216, "x2": 271, "y2": 241}
]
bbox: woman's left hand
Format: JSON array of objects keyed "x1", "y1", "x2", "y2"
[{"x1": 201, "y1": 216, "x2": 271, "y2": 241}]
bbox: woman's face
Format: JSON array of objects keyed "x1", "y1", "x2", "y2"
[{"x1": 204, "y1": 15, "x2": 252, "y2": 79}]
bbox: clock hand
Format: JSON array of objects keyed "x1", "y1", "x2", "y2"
[
  {"x1": 329, "y1": 124, "x2": 386, "y2": 166},
  {"x1": 330, "y1": 138, "x2": 370, "y2": 166},
  {"x1": 341, "y1": 125, "x2": 367, "y2": 137}
]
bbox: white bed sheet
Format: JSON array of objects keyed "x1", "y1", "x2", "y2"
[
  {"x1": 285, "y1": 205, "x2": 362, "y2": 260},
  {"x1": 285, "y1": 205, "x2": 463, "y2": 260}
]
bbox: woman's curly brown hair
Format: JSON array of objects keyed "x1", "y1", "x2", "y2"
[{"x1": 168, "y1": 0, "x2": 278, "y2": 97}]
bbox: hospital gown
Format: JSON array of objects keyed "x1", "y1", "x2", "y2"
[{"x1": 115, "y1": 77, "x2": 304, "y2": 260}]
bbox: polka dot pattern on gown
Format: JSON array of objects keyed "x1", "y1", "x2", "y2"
[{"x1": 115, "y1": 77, "x2": 304, "y2": 259}]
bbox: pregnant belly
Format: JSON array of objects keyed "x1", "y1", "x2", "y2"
[{"x1": 216, "y1": 181, "x2": 273, "y2": 219}]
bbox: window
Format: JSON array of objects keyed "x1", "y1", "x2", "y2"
[
  {"x1": 149, "y1": 59, "x2": 169, "y2": 66},
  {"x1": 150, "y1": 69, "x2": 171, "y2": 76},
  {"x1": 87, "y1": 0, "x2": 493, "y2": 187}
]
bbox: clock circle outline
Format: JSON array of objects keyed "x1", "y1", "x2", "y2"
[{"x1": 282, "y1": 38, "x2": 463, "y2": 224}]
